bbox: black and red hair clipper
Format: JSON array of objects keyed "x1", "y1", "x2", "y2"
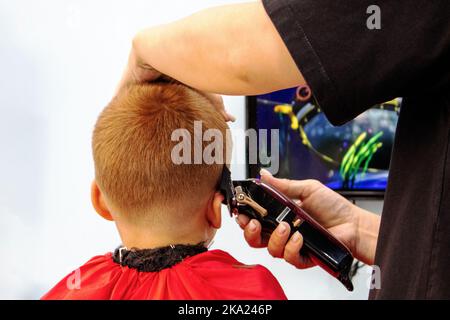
[{"x1": 219, "y1": 167, "x2": 354, "y2": 291}]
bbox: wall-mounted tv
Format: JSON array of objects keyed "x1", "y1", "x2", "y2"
[{"x1": 247, "y1": 86, "x2": 401, "y2": 198}]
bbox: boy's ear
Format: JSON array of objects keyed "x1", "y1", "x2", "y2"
[
  {"x1": 91, "y1": 180, "x2": 114, "y2": 221},
  {"x1": 206, "y1": 192, "x2": 223, "y2": 229}
]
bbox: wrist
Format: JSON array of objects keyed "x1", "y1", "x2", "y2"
[{"x1": 353, "y1": 207, "x2": 380, "y2": 265}]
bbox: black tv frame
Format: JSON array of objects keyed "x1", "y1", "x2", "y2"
[{"x1": 246, "y1": 95, "x2": 386, "y2": 199}]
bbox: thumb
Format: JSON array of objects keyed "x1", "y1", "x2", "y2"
[{"x1": 134, "y1": 65, "x2": 162, "y2": 83}]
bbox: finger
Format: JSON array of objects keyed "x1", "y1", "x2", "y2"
[
  {"x1": 260, "y1": 168, "x2": 319, "y2": 200},
  {"x1": 267, "y1": 222, "x2": 291, "y2": 258},
  {"x1": 243, "y1": 219, "x2": 266, "y2": 248},
  {"x1": 203, "y1": 93, "x2": 224, "y2": 109},
  {"x1": 235, "y1": 214, "x2": 250, "y2": 230},
  {"x1": 135, "y1": 68, "x2": 162, "y2": 83},
  {"x1": 225, "y1": 111, "x2": 236, "y2": 122},
  {"x1": 221, "y1": 110, "x2": 236, "y2": 122},
  {"x1": 294, "y1": 199, "x2": 303, "y2": 207},
  {"x1": 283, "y1": 231, "x2": 315, "y2": 269},
  {"x1": 204, "y1": 92, "x2": 223, "y2": 104},
  {"x1": 205, "y1": 95, "x2": 235, "y2": 122},
  {"x1": 133, "y1": 57, "x2": 162, "y2": 83}
]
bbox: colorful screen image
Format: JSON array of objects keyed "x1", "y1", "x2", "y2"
[{"x1": 248, "y1": 86, "x2": 401, "y2": 195}]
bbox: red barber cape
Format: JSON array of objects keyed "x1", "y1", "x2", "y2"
[{"x1": 42, "y1": 249, "x2": 287, "y2": 300}]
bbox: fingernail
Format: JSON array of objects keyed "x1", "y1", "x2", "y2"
[
  {"x1": 249, "y1": 221, "x2": 257, "y2": 232},
  {"x1": 277, "y1": 223, "x2": 287, "y2": 235},
  {"x1": 291, "y1": 231, "x2": 301, "y2": 243},
  {"x1": 236, "y1": 214, "x2": 248, "y2": 226},
  {"x1": 260, "y1": 168, "x2": 272, "y2": 176}
]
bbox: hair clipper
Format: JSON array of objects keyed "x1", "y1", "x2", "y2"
[{"x1": 219, "y1": 167, "x2": 354, "y2": 291}]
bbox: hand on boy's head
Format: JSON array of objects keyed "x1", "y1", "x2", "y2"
[{"x1": 117, "y1": 49, "x2": 235, "y2": 122}]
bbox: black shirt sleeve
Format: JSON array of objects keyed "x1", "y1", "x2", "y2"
[{"x1": 262, "y1": 0, "x2": 450, "y2": 125}]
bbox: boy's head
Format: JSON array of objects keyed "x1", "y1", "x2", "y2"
[{"x1": 91, "y1": 82, "x2": 230, "y2": 247}]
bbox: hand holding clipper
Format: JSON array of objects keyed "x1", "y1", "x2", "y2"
[{"x1": 220, "y1": 167, "x2": 355, "y2": 291}]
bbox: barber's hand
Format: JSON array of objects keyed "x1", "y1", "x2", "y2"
[
  {"x1": 114, "y1": 46, "x2": 162, "y2": 96},
  {"x1": 115, "y1": 44, "x2": 235, "y2": 122},
  {"x1": 236, "y1": 169, "x2": 359, "y2": 269}
]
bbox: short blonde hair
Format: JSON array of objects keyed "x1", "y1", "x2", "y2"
[{"x1": 92, "y1": 83, "x2": 229, "y2": 222}]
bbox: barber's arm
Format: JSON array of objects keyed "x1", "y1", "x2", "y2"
[
  {"x1": 237, "y1": 169, "x2": 380, "y2": 267},
  {"x1": 117, "y1": 1, "x2": 304, "y2": 95}
]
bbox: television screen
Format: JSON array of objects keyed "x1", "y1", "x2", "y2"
[{"x1": 247, "y1": 86, "x2": 401, "y2": 197}]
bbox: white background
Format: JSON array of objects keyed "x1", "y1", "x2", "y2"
[{"x1": 0, "y1": 0, "x2": 383, "y2": 299}]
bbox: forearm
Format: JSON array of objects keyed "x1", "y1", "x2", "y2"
[
  {"x1": 354, "y1": 207, "x2": 381, "y2": 265},
  {"x1": 132, "y1": 1, "x2": 304, "y2": 95}
]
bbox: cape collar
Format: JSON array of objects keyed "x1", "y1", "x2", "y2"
[{"x1": 112, "y1": 243, "x2": 207, "y2": 272}]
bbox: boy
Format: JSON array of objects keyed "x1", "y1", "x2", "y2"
[{"x1": 42, "y1": 82, "x2": 286, "y2": 300}]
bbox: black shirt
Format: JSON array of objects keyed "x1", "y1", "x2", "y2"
[{"x1": 262, "y1": 0, "x2": 450, "y2": 299}]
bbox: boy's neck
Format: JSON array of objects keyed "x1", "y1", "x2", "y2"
[{"x1": 117, "y1": 223, "x2": 212, "y2": 250}]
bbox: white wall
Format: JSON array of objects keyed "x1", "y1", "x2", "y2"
[{"x1": 0, "y1": 0, "x2": 382, "y2": 299}]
